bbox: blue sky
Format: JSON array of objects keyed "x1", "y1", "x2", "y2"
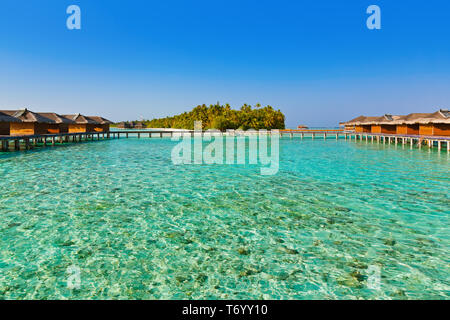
[{"x1": 0, "y1": 0, "x2": 449, "y2": 127}]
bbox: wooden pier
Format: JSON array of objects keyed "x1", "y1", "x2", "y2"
[
  {"x1": 0, "y1": 130, "x2": 178, "y2": 152},
  {"x1": 1, "y1": 129, "x2": 449, "y2": 152},
  {"x1": 280, "y1": 130, "x2": 450, "y2": 151}
]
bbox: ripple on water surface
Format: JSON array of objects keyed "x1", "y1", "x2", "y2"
[{"x1": 0, "y1": 138, "x2": 449, "y2": 299}]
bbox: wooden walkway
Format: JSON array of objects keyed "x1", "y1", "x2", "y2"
[
  {"x1": 280, "y1": 130, "x2": 450, "y2": 151},
  {"x1": 0, "y1": 131, "x2": 174, "y2": 151},
  {"x1": 1, "y1": 130, "x2": 449, "y2": 152}
]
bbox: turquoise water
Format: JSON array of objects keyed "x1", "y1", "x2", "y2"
[{"x1": 0, "y1": 137, "x2": 449, "y2": 299}]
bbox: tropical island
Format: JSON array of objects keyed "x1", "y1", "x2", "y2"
[{"x1": 115, "y1": 103, "x2": 285, "y2": 130}]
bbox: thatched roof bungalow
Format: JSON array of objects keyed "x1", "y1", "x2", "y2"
[
  {"x1": 0, "y1": 109, "x2": 54, "y2": 136},
  {"x1": 340, "y1": 109, "x2": 450, "y2": 136},
  {"x1": 0, "y1": 111, "x2": 21, "y2": 135},
  {"x1": 116, "y1": 121, "x2": 131, "y2": 129},
  {"x1": 37, "y1": 112, "x2": 75, "y2": 134},
  {"x1": 133, "y1": 121, "x2": 146, "y2": 129},
  {"x1": 87, "y1": 116, "x2": 113, "y2": 132},
  {"x1": 62, "y1": 114, "x2": 98, "y2": 133},
  {"x1": 341, "y1": 116, "x2": 379, "y2": 133}
]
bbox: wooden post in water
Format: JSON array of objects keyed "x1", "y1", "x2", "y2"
[
  {"x1": 2, "y1": 140, "x2": 8, "y2": 151},
  {"x1": 14, "y1": 139, "x2": 20, "y2": 150},
  {"x1": 138, "y1": 133, "x2": 140, "y2": 139}
]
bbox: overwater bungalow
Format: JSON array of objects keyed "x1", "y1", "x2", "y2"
[
  {"x1": 116, "y1": 121, "x2": 131, "y2": 129},
  {"x1": 62, "y1": 114, "x2": 98, "y2": 133},
  {"x1": 133, "y1": 121, "x2": 146, "y2": 129},
  {"x1": 0, "y1": 109, "x2": 54, "y2": 136},
  {"x1": 87, "y1": 116, "x2": 113, "y2": 132},
  {"x1": 341, "y1": 109, "x2": 449, "y2": 136},
  {"x1": 366, "y1": 114, "x2": 399, "y2": 134},
  {"x1": 0, "y1": 111, "x2": 21, "y2": 135},
  {"x1": 37, "y1": 112, "x2": 75, "y2": 133},
  {"x1": 341, "y1": 116, "x2": 378, "y2": 133}
]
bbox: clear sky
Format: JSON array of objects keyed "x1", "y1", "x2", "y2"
[{"x1": 0, "y1": 0, "x2": 449, "y2": 127}]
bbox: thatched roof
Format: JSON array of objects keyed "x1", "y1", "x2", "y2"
[
  {"x1": 38, "y1": 112, "x2": 74, "y2": 124},
  {"x1": 341, "y1": 109, "x2": 449, "y2": 125},
  {"x1": 87, "y1": 116, "x2": 113, "y2": 125},
  {"x1": 133, "y1": 121, "x2": 146, "y2": 128},
  {"x1": 364, "y1": 114, "x2": 405, "y2": 125},
  {"x1": 0, "y1": 109, "x2": 54, "y2": 123},
  {"x1": 340, "y1": 116, "x2": 380, "y2": 125},
  {"x1": 0, "y1": 111, "x2": 21, "y2": 123},
  {"x1": 62, "y1": 113, "x2": 98, "y2": 124}
]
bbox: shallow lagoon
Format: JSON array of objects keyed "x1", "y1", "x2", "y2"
[{"x1": 0, "y1": 137, "x2": 449, "y2": 299}]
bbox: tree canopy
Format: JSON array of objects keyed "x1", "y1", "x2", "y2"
[{"x1": 136, "y1": 103, "x2": 285, "y2": 131}]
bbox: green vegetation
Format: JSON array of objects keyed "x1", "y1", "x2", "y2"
[{"x1": 138, "y1": 103, "x2": 285, "y2": 130}]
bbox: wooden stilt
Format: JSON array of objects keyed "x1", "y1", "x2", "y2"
[{"x1": 2, "y1": 140, "x2": 9, "y2": 151}]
